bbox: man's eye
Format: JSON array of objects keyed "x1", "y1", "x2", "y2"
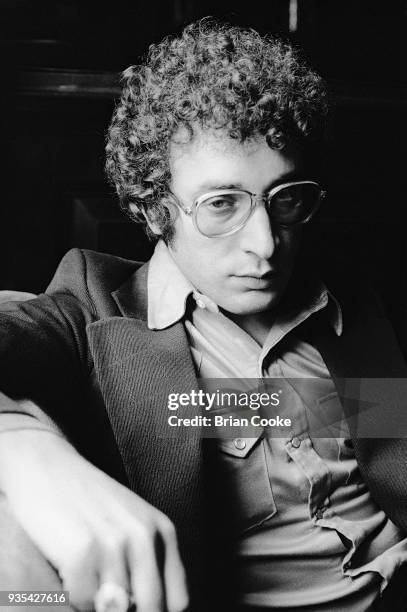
[
  {"x1": 204, "y1": 197, "x2": 236, "y2": 212},
  {"x1": 273, "y1": 194, "x2": 301, "y2": 209},
  {"x1": 210, "y1": 199, "x2": 231, "y2": 209}
]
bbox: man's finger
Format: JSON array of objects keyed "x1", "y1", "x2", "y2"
[
  {"x1": 159, "y1": 520, "x2": 189, "y2": 612},
  {"x1": 96, "y1": 533, "x2": 130, "y2": 612},
  {"x1": 59, "y1": 538, "x2": 99, "y2": 611},
  {"x1": 128, "y1": 531, "x2": 165, "y2": 612}
]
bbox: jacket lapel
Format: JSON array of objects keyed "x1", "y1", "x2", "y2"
[{"x1": 86, "y1": 263, "x2": 203, "y2": 524}]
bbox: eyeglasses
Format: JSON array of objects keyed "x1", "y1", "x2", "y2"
[{"x1": 171, "y1": 180, "x2": 326, "y2": 238}]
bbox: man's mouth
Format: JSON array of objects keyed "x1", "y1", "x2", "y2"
[{"x1": 232, "y1": 270, "x2": 277, "y2": 289}]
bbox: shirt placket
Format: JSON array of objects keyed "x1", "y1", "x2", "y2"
[{"x1": 265, "y1": 360, "x2": 332, "y2": 520}]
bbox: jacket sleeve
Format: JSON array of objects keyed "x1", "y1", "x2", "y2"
[{"x1": 0, "y1": 249, "x2": 97, "y2": 439}]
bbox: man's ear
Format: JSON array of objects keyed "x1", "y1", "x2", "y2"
[{"x1": 129, "y1": 203, "x2": 162, "y2": 236}]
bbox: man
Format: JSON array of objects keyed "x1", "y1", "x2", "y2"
[{"x1": 0, "y1": 18, "x2": 407, "y2": 612}]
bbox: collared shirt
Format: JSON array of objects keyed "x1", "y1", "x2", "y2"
[{"x1": 148, "y1": 240, "x2": 407, "y2": 610}]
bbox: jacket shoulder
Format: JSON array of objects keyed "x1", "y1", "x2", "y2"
[{"x1": 46, "y1": 248, "x2": 147, "y2": 317}]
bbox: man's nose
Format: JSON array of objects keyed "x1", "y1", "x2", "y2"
[{"x1": 239, "y1": 203, "x2": 276, "y2": 260}]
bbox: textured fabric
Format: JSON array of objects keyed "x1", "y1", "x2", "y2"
[
  {"x1": 0, "y1": 291, "x2": 37, "y2": 304},
  {"x1": 1, "y1": 248, "x2": 407, "y2": 611}
]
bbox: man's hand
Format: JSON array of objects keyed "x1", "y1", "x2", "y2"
[{"x1": 0, "y1": 429, "x2": 189, "y2": 612}]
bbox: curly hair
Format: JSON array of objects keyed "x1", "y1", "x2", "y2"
[{"x1": 105, "y1": 18, "x2": 329, "y2": 241}]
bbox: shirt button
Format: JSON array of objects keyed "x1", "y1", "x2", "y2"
[
  {"x1": 234, "y1": 438, "x2": 246, "y2": 450},
  {"x1": 315, "y1": 507, "x2": 325, "y2": 520},
  {"x1": 291, "y1": 436, "x2": 301, "y2": 448}
]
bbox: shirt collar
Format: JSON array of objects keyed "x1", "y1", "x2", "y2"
[
  {"x1": 147, "y1": 240, "x2": 219, "y2": 330},
  {"x1": 147, "y1": 239, "x2": 342, "y2": 336}
]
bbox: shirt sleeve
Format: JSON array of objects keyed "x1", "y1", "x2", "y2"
[{"x1": 0, "y1": 393, "x2": 64, "y2": 436}]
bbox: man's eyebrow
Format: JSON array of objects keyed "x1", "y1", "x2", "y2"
[
  {"x1": 264, "y1": 171, "x2": 304, "y2": 191},
  {"x1": 192, "y1": 172, "x2": 303, "y2": 198},
  {"x1": 192, "y1": 182, "x2": 245, "y2": 197}
]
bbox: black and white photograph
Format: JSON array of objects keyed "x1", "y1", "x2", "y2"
[{"x1": 1, "y1": 2, "x2": 407, "y2": 611}]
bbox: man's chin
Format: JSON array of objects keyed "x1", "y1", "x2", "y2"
[{"x1": 221, "y1": 289, "x2": 283, "y2": 316}]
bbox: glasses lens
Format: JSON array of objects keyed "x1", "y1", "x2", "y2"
[
  {"x1": 268, "y1": 183, "x2": 322, "y2": 225},
  {"x1": 196, "y1": 191, "x2": 252, "y2": 236}
]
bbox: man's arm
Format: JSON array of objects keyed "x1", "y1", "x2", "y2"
[{"x1": 0, "y1": 251, "x2": 188, "y2": 611}]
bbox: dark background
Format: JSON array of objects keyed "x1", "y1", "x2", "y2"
[{"x1": 1, "y1": 0, "x2": 406, "y2": 326}]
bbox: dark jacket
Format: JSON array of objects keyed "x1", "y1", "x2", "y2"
[{"x1": 1, "y1": 248, "x2": 407, "y2": 610}]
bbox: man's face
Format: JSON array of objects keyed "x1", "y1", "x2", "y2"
[{"x1": 167, "y1": 131, "x2": 303, "y2": 319}]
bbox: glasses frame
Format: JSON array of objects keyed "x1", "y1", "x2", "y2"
[{"x1": 171, "y1": 180, "x2": 326, "y2": 238}]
